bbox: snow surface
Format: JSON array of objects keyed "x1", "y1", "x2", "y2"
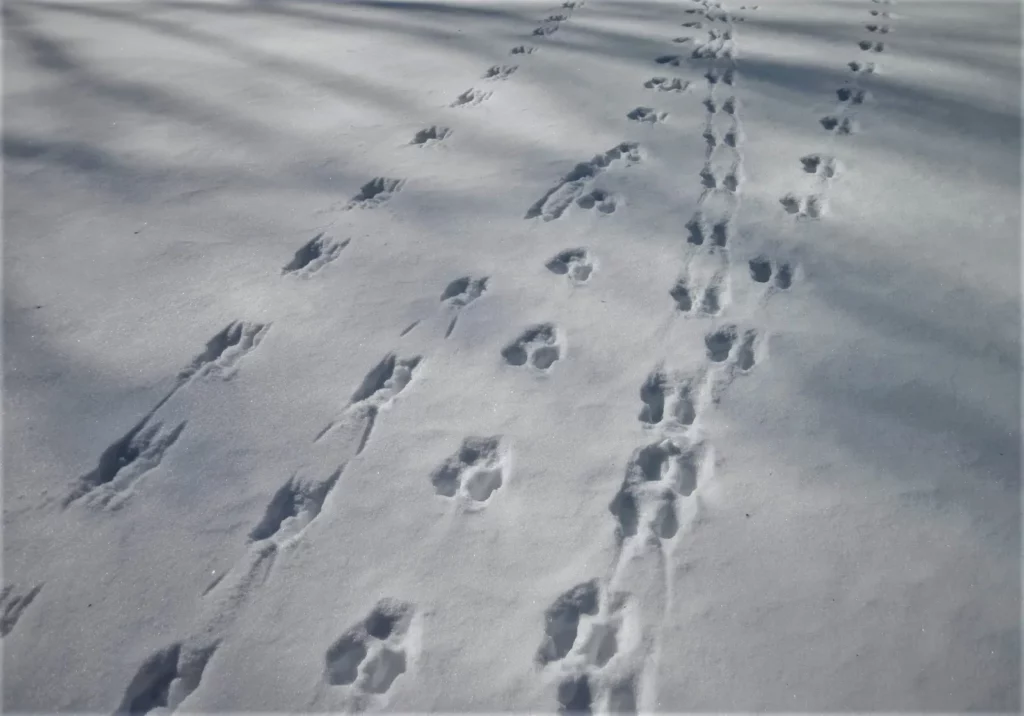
[{"x1": 2, "y1": 0, "x2": 1020, "y2": 711}]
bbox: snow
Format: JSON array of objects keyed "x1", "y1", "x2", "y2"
[{"x1": 2, "y1": 0, "x2": 1020, "y2": 711}]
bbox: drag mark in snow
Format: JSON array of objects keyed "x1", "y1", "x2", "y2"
[
  {"x1": 1, "y1": 583, "x2": 43, "y2": 637},
  {"x1": 324, "y1": 599, "x2": 417, "y2": 708},
  {"x1": 525, "y1": 142, "x2": 640, "y2": 221},
  {"x1": 282, "y1": 233, "x2": 349, "y2": 277},
  {"x1": 501, "y1": 323, "x2": 564, "y2": 371},
  {"x1": 430, "y1": 436, "x2": 508, "y2": 503},
  {"x1": 315, "y1": 353, "x2": 422, "y2": 451}
]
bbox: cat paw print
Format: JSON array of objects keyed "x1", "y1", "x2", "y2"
[{"x1": 502, "y1": 324, "x2": 564, "y2": 371}]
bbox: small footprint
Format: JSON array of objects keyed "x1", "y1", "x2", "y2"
[
  {"x1": 705, "y1": 325, "x2": 758, "y2": 370},
  {"x1": 430, "y1": 436, "x2": 508, "y2": 502},
  {"x1": 510, "y1": 45, "x2": 536, "y2": 54},
  {"x1": 858, "y1": 40, "x2": 884, "y2": 52},
  {"x1": 441, "y1": 276, "x2": 488, "y2": 337},
  {"x1": 410, "y1": 126, "x2": 451, "y2": 146},
  {"x1": 680, "y1": 20, "x2": 703, "y2": 28},
  {"x1": 502, "y1": 324, "x2": 563, "y2": 371},
  {"x1": 748, "y1": 257, "x2": 793, "y2": 289},
  {"x1": 638, "y1": 368, "x2": 697, "y2": 427},
  {"x1": 535, "y1": 580, "x2": 599, "y2": 665},
  {"x1": 325, "y1": 599, "x2": 415, "y2": 697},
  {"x1": 546, "y1": 248, "x2": 594, "y2": 284},
  {"x1": 655, "y1": 54, "x2": 683, "y2": 67},
  {"x1": 249, "y1": 467, "x2": 342, "y2": 544},
  {"x1": 282, "y1": 233, "x2": 349, "y2": 277},
  {"x1": 450, "y1": 88, "x2": 492, "y2": 107},
  {"x1": 116, "y1": 642, "x2": 218, "y2": 716},
  {"x1": 643, "y1": 77, "x2": 689, "y2": 92},
  {"x1": 800, "y1": 154, "x2": 838, "y2": 179},
  {"x1": 865, "y1": 24, "x2": 891, "y2": 33},
  {"x1": 780, "y1": 193, "x2": 825, "y2": 218},
  {"x1": 483, "y1": 64, "x2": 518, "y2": 80},
  {"x1": 836, "y1": 87, "x2": 868, "y2": 104},
  {"x1": 848, "y1": 60, "x2": 876, "y2": 74},
  {"x1": 627, "y1": 104, "x2": 669, "y2": 123},
  {"x1": 819, "y1": 115, "x2": 857, "y2": 135},
  {"x1": 576, "y1": 188, "x2": 618, "y2": 213},
  {"x1": 346, "y1": 178, "x2": 405, "y2": 209}
]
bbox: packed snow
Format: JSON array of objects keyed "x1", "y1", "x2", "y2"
[{"x1": 3, "y1": 0, "x2": 1020, "y2": 711}]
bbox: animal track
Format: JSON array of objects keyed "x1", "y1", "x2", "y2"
[
  {"x1": 848, "y1": 60, "x2": 876, "y2": 75},
  {"x1": 557, "y1": 675, "x2": 593, "y2": 714},
  {"x1": 801, "y1": 154, "x2": 838, "y2": 179},
  {"x1": 441, "y1": 276, "x2": 488, "y2": 337},
  {"x1": 282, "y1": 233, "x2": 349, "y2": 277},
  {"x1": 535, "y1": 580, "x2": 599, "y2": 665},
  {"x1": 501, "y1": 324, "x2": 563, "y2": 371},
  {"x1": 450, "y1": 88, "x2": 492, "y2": 107},
  {"x1": 643, "y1": 77, "x2": 689, "y2": 92},
  {"x1": 748, "y1": 257, "x2": 793, "y2": 289},
  {"x1": 411, "y1": 126, "x2": 451, "y2": 146},
  {"x1": 858, "y1": 40, "x2": 884, "y2": 52},
  {"x1": 705, "y1": 67, "x2": 735, "y2": 86},
  {"x1": 671, "y1": 271, "x2": 726, "y2": 315},
  {"x1": 325, "y1": 599, "x2": 415, "y2": 697},
  {"x1": 546, "y1": 248, "x2": 594, "y2": 284},
  {"x1": 510, "y1": 45, "x2": 536, "y2": 55},
  {"x1": 820, "y1": 115, "x2": 857, "y2": 134},
  {"x1": 638, "y1": 368, "x2": 697, "y2": 427},
  {"x1": 627, "y1": 107, "x2": 667, "y2": 123},
  {"x1": 704, "y1": 325, "x2": 758, "y2": 370},
  {"x1": 686, "y1": 211, "x2": 732, "y2": 248},
  {"x1": 655, "y1": 55, "x2": 683, "y2": 67},
  {"x1": 525, "y1": 142, "x2": 640, "y2": 221},
  {"x1": 1, "y1": 583, "x2": 43, "y2": 637},
  {"x1": 780, "y1": 193, "x2": 826, "y2": 218},
  {"x1": 430, "y1": 436, "x2": 508, "y2": 502},
  {"x1": 316, "y1": 353, "x2": 422, "y2": 450},
  {"x1": 483, "y1": 64, "x2": 518, "y2": 80},
  {"x1": 533, "y1": 14, "x2": 566, "y2": 35},
  {"x1": 249, "y1": 467, "x2": 342, "y2": 544},
  {"x1": 179, "y1": 321, "x2": 271, "y2": 384},
  {"x1": 610, "y1": 439, "x2": 708, "y2": 540},
  {"x1": 66, "y1": 419, "x2": 187, "y2": 509},
  {"x1": 837, "y1": 87, "x2": 868, "y2": 104},
  {"x1": 347, "y1": 178, "x2": 405, "y2": 209},
  {"x1": 865, "y1": 23, "x2": 891, "y2": 33},
  {"x1": 116, "y1": 642, "x2": 217, "y2": 716},
  {"x1": 576, "y1": 188, "x2": 618, "y2": 213}
]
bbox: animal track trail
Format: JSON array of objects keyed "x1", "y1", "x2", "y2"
[
  {"x1": 430, "y1": 436, "x2": 509, "y2": 503},
  {"x1": 324, "y1": 599, "x2": 416, "y2": 699},
  {"x1": 1, "y1": 583, "x2": 43, "y2": 637},
  {"x1": 346, "y1": 178, "x2": 405, "y2": 209},
  {"x1": 411, "y1": 126, "x2": 451, "y2": 146},
  {"x1": 525, "y1": 142, "x2": 640, "y2": 221},
  {"x1": 116, "y1": 642, "x2": 218, "y2": 716},
  {"x1": 282, "y1": 233, "x2": 349, "y2": 277},
  {"x1": 547, "y1": 248, "x2": 594, "y2": 284},
  {"x1": 483, "y1": 64, "x2": 518, "y2": 80},
  {"x1": 315, "y1": 353, "x2": 422, "y2": 451},
  {"x1": 441, "y1": 276, "x2": 488, "y2": 338},
  {"x1": 249, "y1": 466, "x2": 343, "y2": 544},
  {"x1": 502, "y1": 323, "x2": 563, "y2": 371}
]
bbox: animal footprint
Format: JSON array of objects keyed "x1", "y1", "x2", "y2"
[
  {"x1": 704, "y1": 325, "x2": 758, "y2": 370},
  {"x1": 1, "y1": 583, "x2": 43, "y2": 637},
  {"x1": 441, "y1": 276, "x2": 488, "y2": 337},
  {"x1": 836, "y1": 87, "x2": 868, "y2": 104},
  {"x1": 249, "y1": 467, "x2": 342, "y2": 544},
  {"x1": 502, "y1": 324, "x2": 563, "y2": 371},
  {"x1": 316, "y1": 353, "x2": 422, "y2": 450},
  {"x1": 282, "y1": 233, "x2": 349, "y2": 277},
  {"x1": 865, "y1": 24, "x2": 891, "y2": 33},
  {"x1": 546, "y1": 248, "x2": 594, "y2": 284},
  {"x1": 346, "y1": 178, "x2": 405, "y2": 209},
  {"x1": 858, "y1": 40, "x2": 884, "y2": 52},
  {"x1": 411, "y1": 126, "x2": 451, "y2": 146},
  {"x1": 848, "y1": 60, "x2": 876, "y2": 74},
  {"x1": 430, "y1": 436, "x2": 508, "y2": 502},
  {"x1": 535, "y1": 580, "x2": 599, "y2": 665},
  {"x1": 670, "y1": 273, "x2": 726, "y2": 316},
  {"x1": 638, "y1": 368, "x2": 697, "y2": 427},
  {"x1": 179, "y1": 321, "x2": 271, "y2": 384},
  {"x1": 576, "y1": 188, "x2": 618, "y2": 213},
  {"x1": 116, "y1": 642, "x2": 218, "y2": 716},
  {"x1": 644, "y1": 77, "x2": 689, "y2": 92},
  {"x1": 525, "y1": 142, "x2": 641, "y2": 221},
  {"x1": 800, "y1": 154, "x2": 838, "y2": 179},
  {"x1": 686, "y1": 212, "x2": 732, "y2": 247},
  {"x1": 483, "y1": 64, "x2": 518, "y2": 80},
  {"x1": 748, "y1": 257, "x2": 793, "y2": 289},
  {"x1": 510, "y1": 45, "x2": 536, "y2": 54},
  {"x1": 450, "y1": 88, "x2": 492, "y2": 107},
  {"x1": 780, "y1": 193, "x2": 826, "y2": 218},
  {"x1": 820, "y1": 115, "x2": 857, "y2": 134},
  {"x1": 325, "y1": 599, "x2": 415, "y2": 698},
  {"x1": 655, "y1": 54, "x2": 683, "y2": 67},
  {"x1": 627, "y1": 107, "x2": 667, "y2": 123},
  {"x1": 705, "y1": 67, "x2": 735, "y2": 85}
]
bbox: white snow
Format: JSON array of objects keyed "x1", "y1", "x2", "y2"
[{"x1": 2, "y1": 0, "x2": 1020, "y2": 711}]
